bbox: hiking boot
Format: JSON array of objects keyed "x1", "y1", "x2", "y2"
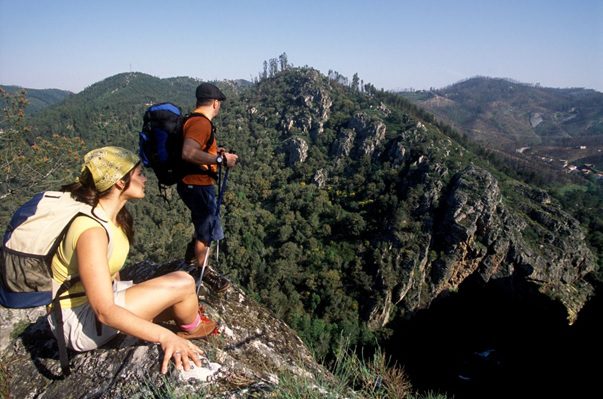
[
  {"x1": 202, "y1": 267, "x2": 230, "y2": 294},
  {"x1": 177, "y1": 310, "x2": 218, "y2": 340}
]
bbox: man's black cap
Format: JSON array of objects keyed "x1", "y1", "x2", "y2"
[{"x1": 196, "y1": 83, "x2": 226, "y2": 101}]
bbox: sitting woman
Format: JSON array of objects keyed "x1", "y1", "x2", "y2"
[{"x1": 47, "y1": 146, "x2": 216, "y2": 374}]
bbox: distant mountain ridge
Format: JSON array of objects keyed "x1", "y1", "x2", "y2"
[
  {"x1": 400, "y1": 77, "x2": 603, "y2": 148},
  {"x1": 0, "y1": 84, "x2": 72, "y2": 115},
  {"x1": 27, "y1": 72, "x2": 251, "y2": 150}
]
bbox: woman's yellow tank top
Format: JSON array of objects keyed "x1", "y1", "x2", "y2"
[{"x1": 51, "y1": 215, "x2": 129, "y2": 308}]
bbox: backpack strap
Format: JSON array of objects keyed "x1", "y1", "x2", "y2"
[
  {"x1": 186, "y1": 112, "x2": 215, "y2": 152},
  {"x1": 49, "y1": 208, "x2": 113, "y2": 376},
  {"x1": 51, "y1": 276, "x2": 86, "y2": 377},
  {"x1": 180, "y1": 112, "x2": 219, "y2": 181}
]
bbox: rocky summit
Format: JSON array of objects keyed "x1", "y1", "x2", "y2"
[{"x1": 1, "y1": 261, "x2": 332, "y2": 398}]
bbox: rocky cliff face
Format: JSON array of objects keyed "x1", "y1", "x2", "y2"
[
  {"x1": 366, "y1": 164, "x2": 595, "y2": 327},
  {"x1": 253, "y1": 70, "x2": 596, "y2": 330},
  {"x1": 1, "y1": 261, "x2": 331, "y2": 398},
  {"x1": 336, "y1": 113, "x2": 595, "y2": 327}
]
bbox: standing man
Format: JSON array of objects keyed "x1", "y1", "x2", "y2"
[{"x1": 178, "y1": 82, "x2": 238, "y2": 293}]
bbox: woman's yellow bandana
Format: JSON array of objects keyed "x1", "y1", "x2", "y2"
[{"x1": 80, "y1": 146, "x2": 139, "y2": 192}]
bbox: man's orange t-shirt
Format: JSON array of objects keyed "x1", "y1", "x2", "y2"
[{"x1": 181, "y1": 114, "x2": 218, "y2": 186}]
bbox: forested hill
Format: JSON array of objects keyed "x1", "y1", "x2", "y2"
[
  {"x1": 399, "y1": 77, "x2": 603, "y2": 150},
  {"x1": 0, "y1": 84, "x2": 72, "y2": 116},
  {"x1": 2, "y1": 68, "x2": 600, "y2": 395}
]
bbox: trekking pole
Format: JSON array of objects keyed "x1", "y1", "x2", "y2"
[
  {"x1": 196, "y1": 241, "x2": 212, "y2": 296},
  {"x1": 214, "y1": 166, "x2": 230, "y2": 268}
]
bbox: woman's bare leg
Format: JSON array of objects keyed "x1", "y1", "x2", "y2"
[{"x1": 123, "y1": 271, "x2": 198, "y2": 325}]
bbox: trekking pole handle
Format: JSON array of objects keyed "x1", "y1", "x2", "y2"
[{"x1": 222, "y1": 150, "x2": 238, "y2": 169}]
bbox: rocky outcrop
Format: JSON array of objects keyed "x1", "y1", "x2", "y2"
[
  {"x1": 278, "y1": 70, "x2": 332, "y2": 139},
  {"x1": 1, "y1": 261, "x2": 331, "y2": 398},
  {"x1": 366, "y1": 165, "x2": 595, "y2": 329},
  {"x1": 331, "y1": 128, "x2": 356, "y2": 166},
  {"x1": 331, "y1": 113, "x2": 388, "y2": 164},
  {"x1": 348, "y1": 113, "x2": 387, "y2": 158},
  {"x1": 262, "y1": 70, "x2": 596, "y2": 331},
  {"x1": 313, "y1": 169, "x2": 328, "y2": 189},
  {"x1": 284, "y1": 137, "x2": 308, "y2": 166}
]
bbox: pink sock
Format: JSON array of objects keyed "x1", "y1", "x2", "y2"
[{"x1": 180, "y1": 313, "x2": 201, "y2": 331}]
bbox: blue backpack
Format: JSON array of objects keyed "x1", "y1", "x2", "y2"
[{"x1": 138, "y1": 103, "x2": 215, "y2": 190}]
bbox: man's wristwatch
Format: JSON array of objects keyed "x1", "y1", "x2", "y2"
[{"x1": 216, "y1": 154, "x2": 224, "y2": 165}]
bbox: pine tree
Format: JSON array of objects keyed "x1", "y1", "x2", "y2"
[
  {"x1": 279, "y1": 52, "x2": 289, "y2": 71},
  {"x1": 269, "y1": 58, "x2": 278, "y2": 77},
  {"x1": 352, "y1": 73, "x2": 360, "y2": 91}
]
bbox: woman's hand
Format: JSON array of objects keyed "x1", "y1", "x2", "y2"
[{"x1": 159, "y1": 332, "x2": 205, "y2": 374}]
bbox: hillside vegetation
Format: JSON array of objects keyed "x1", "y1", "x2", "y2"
[
  {"x1": 0, "y1": 85, "x2": 72, "y2": 116},
  {"x1": 2, "y1": 67, "x2": 600, "y2": 373},
  {"x1": 400, "y1": 77, "x2": 603, "y2": 147}
]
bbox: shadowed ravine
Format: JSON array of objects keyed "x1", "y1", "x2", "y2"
[{"x1": 384, "y1": 275, "x2": 602, "y2": 398}]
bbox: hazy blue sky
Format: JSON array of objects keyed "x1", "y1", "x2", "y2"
[{"x1": 1, "y1": 0, "x2": 601, "y2": 93}]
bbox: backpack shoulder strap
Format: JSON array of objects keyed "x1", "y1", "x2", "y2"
[
  {"x1": 74, "y1": 207, "x2": 114, "y2": 258},
  {"x1": 184, "y1": 112, "x2": 215, "y2": 152},
  {"x1": 48, "y1": 206, "x2": 114, "y2": 297},
  {"x1": 50, "y1": 205, "x2": 115, "y2": 377}
]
